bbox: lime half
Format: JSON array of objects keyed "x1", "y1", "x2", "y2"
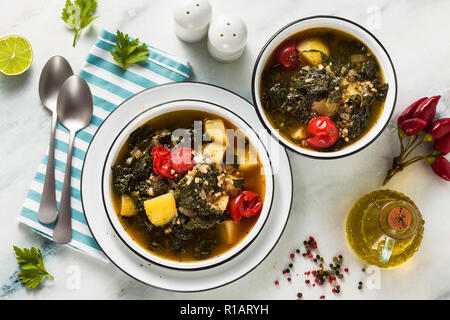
[{"x1": 0, "y1": 35, "x2": 33, "y2": 76}]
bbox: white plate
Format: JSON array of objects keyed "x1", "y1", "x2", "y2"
[{"x1": 81, "y1": 82, "x2": 293, "y2": 292}]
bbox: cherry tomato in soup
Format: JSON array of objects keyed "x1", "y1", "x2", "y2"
[
  {"x1": 152, "y1": 146, "x2": 176, "y2": 179},
  {"x1": 229, "y1": 191, "x2": 263, "y2": 223},
  {"x1": 306, "y1": 117, "x2": 339, "y2": 149},
  {"x1": 276, "y1": 42, "x2": 300, "y2": 71},
  {"x1": 171, "y1": 147, "x2": 196, "y2": 174}
]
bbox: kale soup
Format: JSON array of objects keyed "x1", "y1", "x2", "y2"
[
  {"x1": 260, "y1": 28, "x2": 389, "y2": 151},
  {"x1": 111, "y1": 110, "x2": 266, "y2": 263}
]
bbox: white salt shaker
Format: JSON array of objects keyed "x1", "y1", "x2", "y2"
[
  {"x1": 173, "y1": 0, "x2": 212, "y2": 43},
  {"x1": 207, "y1": 14, "x2": 247, "y2": 63}
]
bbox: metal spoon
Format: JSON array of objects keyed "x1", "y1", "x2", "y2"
[
  {"x1": 38, "y1": 56, "x2": 73, "y2": 225},
  {"x1": 53, "y1": 75, "x2": 93, "y2": 244}
]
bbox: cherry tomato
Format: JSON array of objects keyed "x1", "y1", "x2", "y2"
[
  {"x1": 229, "y1": 191, "x2": 263, "y2": 223},
  {"x1": 171, "y1": 147, "x2": 196, "y2": 174},
  {"x1": 152, "y1": 146, "x2": 176, "y2": 179},
  {"x1": 306, "y1": 116, "x2": 339, "y2": 149},
  {"x1": 275, "y1": 42, "x2": 300, "y2": 71}
]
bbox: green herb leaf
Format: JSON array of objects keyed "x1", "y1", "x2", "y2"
[
  {"x1": 13, "y1": 246, "x2": 53, "y2": 288},
  {"x1": 110, "y1": 30, "x2": 149, "y2": 73},
  {"x1": 61, "y1": 0, "x2": 98, "y2": 47}
]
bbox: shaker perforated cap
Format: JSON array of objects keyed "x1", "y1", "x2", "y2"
[
  {"x1": 173, "y1": 0, "x2": 212, "y2": 30},
  {"x1": 173, "y1": 0, "x2": 212, "y2": 43},
  {"x1": 207, "y1": 14, "x2": 247, "y2": 62}
]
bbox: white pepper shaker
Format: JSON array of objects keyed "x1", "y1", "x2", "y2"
[
  {"x1": 173, "y1": 0, "x2": 212, "y2": 43},
  {"x1": 207, "y1": 14, "x2": 248, "y2": 63}
]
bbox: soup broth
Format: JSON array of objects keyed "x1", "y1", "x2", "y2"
[{"x1": 111, "y1": 110, "x2": 265, "y2": 263}]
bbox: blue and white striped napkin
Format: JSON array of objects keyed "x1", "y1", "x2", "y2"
[{"x1": 18, "y1": 29, "x2": 192, "y2": 260}]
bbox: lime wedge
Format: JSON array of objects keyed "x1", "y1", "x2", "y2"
[{"x1": 0, "y1": 35, "x2": 33, "y2": 76}]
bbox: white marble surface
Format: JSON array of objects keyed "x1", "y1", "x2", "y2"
[{"x1": 1, "y1": 0, "x2": 450, "y2": 300}]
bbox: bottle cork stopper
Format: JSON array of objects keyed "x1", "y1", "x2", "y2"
[{"x1": 388, "y1": 207, "x2": 412, "y2": 231}]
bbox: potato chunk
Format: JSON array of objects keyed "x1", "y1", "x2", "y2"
[
  {"x1": 290, "y1": 125, "x2": 307, "y2": 141},
  {"x1": 235, "y1": 145, "x2": 258, "y2": 171},
  {"x1": 217, "y1": 220, "x2": 238, "y2": 245},
  {"x1": 205, "y1": 119, "x2": 226, "y2": 144},
  {"x1": 143, "y1": 193, "x2": 177, "y2": 226},
  {"x1": 120, "y1": 194, "x2": 137, "y2": 217},
  {"x1": 296, "y1": 38, "x2": 330, "y2": 66},
  {"x1": 203, "y1": 142, "x2": 226, "y2": 164},
  {"x1": 311, "y1": 98, "x2": 339, "y2": 117},
  {"x1": 211, "y1": 195, "x2": 229, "y2": 212}
]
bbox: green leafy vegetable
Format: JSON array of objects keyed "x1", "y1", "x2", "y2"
[
  {"x1": 61, "y1": 0, "x2": 98, "y2": 47},
  {"x1": 193, "y1": 239, "x2": 217, "y2": 260},
  {"x1": 174, "y1": 164, "x2": 221, "y2": 210},
  {"x1": 110, "y1": 31, "x2": 149, "y2": 73},
  {"x1": 13, "y1": 246, "x2": 53, "y2": 288},
  {"x1": 185, "y1": 215, "x2": 222, "y2": 231},
  {"x1": 112, "y1": 165, "x2": 133, "y2": 194}
]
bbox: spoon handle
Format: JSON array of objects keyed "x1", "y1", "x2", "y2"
[
  {"x1": 38, "y1": 112, "x2": 58, "y2": 224},
  {"x1": 53, "y1": 132, "x2": 75, "y2": 244}
]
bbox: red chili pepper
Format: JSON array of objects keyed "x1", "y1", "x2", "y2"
[
  {"x1": 400, "y1": 118, "x2": 427, "y2": 136},
  {"x1": 429, "y1": 118, "x2": 450, "y2": 140},
  {"x1": 428, "y1": 156, "x2": 450, "y2": 181},
  {"x1": 228, "y1": 191, "x2": 263, "y2": 223},
  {"x1": 412, "y1": 95, "x2": 441, "y2": 123},
  {"x1": 152, "y1": 146, "x2": 176, "y2": 179},
  {"x1": 276, "y1": 41, "x2": 300, "y2": 71},
  {"x1": 397, "y1": 97, "x2": 428, "y2": 125},
  {"x1": 306, "y1": 117, "x2": 339, "y2": 149},
  {"x1": 171, "y1": 147, "x2": 195, "y2": 174},
  {"x1": 434, "y1": 133, "x2": 450, "y2": 155}
]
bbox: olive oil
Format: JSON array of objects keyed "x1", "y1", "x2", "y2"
[{"x1": 346, "y1": 190, "x2": 424, "y2": 267}]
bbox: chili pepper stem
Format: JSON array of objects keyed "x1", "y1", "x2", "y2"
[
  {"x1": 383, "y1": 132, "x2": 431, "y2": 186},
  {"x1": 402, "y1": 155, "x2": 427, "y2": 167},
  {"x1": 398, "y1": 129, "x2": 405, "y2": 153},
  {"x1": 399, "y1": 133, "x2": 428, "y2": 163}
]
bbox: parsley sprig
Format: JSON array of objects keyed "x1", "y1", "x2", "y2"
[
  {"x1": 61, "y1": 0, "x2": 98, "y2": 47},
  {"x1": 111, "y1": 31, "x2": 150, "y2": 73},
  {"x1": 13, "y1": 246, "x2": 53, "y2": 288}
]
